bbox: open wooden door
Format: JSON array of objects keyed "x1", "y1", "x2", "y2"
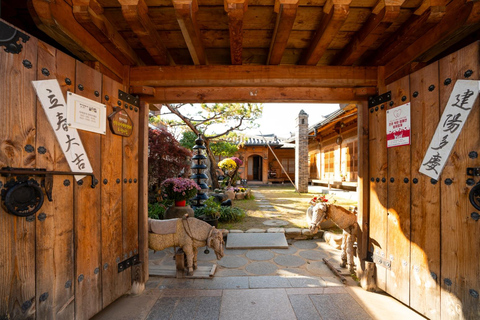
[
  {"x1": 0, "y1": 21, "x2": 145, "y2": 320},
  {"x1": 368, "y1": 41, "x2": 479, "y2": 320}
]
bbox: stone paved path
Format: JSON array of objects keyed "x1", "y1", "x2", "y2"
[
  {"x1": 93, "y1": 238, "x2": 426, "y2": 320},
  {"x1": 92, "y1": 188, "x2": 426, "y2": 320}
]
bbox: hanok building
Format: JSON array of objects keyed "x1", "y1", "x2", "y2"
[
  {"x1": 235, "y1": 134, "x2": 295, "y2": 184},
  {"x1": 308, "y1": 104, "x2": 358, "y2": 190}
]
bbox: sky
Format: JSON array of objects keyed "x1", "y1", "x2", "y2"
[
  {"x1": 243, "y1": 103, "x2": 340, "y2": 139},
  {"x1": 159, "y1": 103, "x2": 340, "y2": 140}
]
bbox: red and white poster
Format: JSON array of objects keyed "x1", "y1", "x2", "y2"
[{"x1": 387, "y1": 102, "x2": 411, "y2": 148}]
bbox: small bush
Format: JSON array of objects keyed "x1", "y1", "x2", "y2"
[
  {"x1": 194, "y1": 197, "x2": 221, "y2": 219},
  {"x1": 219, "y1": 206, "x2": 245, "y2": 222},
  {"x1": 148, "y1": 199, "x2": 173, "y2": 220}
]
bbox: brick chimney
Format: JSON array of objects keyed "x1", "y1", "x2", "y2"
[{"x1": 295, "y1": 110, "x2": 309, "y2": 193}]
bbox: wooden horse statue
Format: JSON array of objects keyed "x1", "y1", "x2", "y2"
[{"x1": 307, "y1": 202, "x2": 358, "y2": 273}]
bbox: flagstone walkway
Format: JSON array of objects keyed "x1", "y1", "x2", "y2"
[{"x1": 92, "y1": 188, "x2": 426, "y2": 320}]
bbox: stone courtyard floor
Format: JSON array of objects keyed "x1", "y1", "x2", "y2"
[
  {"x1": 93, "y1": 187, "x2": 426, "y2": 320},
  {"x1": 93, "y1": 239, "x2": 426, "y2": 320}
]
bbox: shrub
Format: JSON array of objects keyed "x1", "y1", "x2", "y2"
[
  {"x1": 219, "y1": 206, "x2": 245, "y2": 222},
  {"x1": 148, "y1": 202, "x2": 167, "y2": 220},
  {"x1": 194, "y1": 197, "x2": 221, "y2": 219}
]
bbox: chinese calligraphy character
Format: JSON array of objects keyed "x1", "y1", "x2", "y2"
[
  {"x1": 431, "y1": 135, "x2": 449, "y2": 150},
  {"x1": 443, "y1": 113, "x2": 462, "y2": 133},
  {"x1": 422, "y1": 152, "x2": 442, "y2": 175},
  {"x1": 452, "y1": 89, "x2": 474, "y2": 111},
  {"x1": 46, "y1": 89, "x2": 64, "y2": 109},
  {"x1": 55, "y1": 112, "x2": 68, "y2": 132},
  {"x1": 72, "y1": 153, "x2": 86, "y2": 170},
  {"x1": 65, "y1": 135, "x2": 80, "y2": 152}
]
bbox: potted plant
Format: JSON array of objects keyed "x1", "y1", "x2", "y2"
[
  {"x1": 161, "y1": 177, "x2": 200, "y2": 207},
  {"x1": 194, "y1": 196, "x2": 221, "y2": 227}
]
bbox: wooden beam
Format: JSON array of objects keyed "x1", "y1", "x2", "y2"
[
  {"x1": 129, "y1": 65, "x2": 378, "y2": 87},
  {"x1": 370, "y1": 1, "x2": 446, "y2": 66},
  {"x1": 224, "y1": 0, "x2": 248, "y2": 65},
  {"x1": 119, "y1": 0, "x2": 173, "y2": 65},
  {"x1": 28, "y1": 0, "x2": 124, "y2": 79},
  {"x1": 334, "y1": 0, "x2": 404, "y2": 66},
  {"x1": 267, "y1": 0, "x2": 299, "y2": 65},
  {"x1": 172, "y1": 0, "x2": 207, "y2": 65},
  {"x1": 72, "y1": 0, "x2": 144, "y2": 66},
  {"x1": 133, "y1": 86, "x2": 376, "y2": 103},
  {"x1": 300, "y1": 0, "x2": 351, "y2": 65},
  {"x1": 384, "y1": 0, "x2": 480, "y2": 78}
]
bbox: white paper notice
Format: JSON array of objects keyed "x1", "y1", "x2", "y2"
[
  {"x1": 387, "y1": 102, "x2": 411, "y2": 148},
  {"x1": 32, "y1": 80, "x2": 93, "y2": 181},
  {"x1": 67, "y1": 91, "x2": 106, "y2": 135},
  {"x1": 419, "y1": 80, "x2": 480, "y2": 180}
]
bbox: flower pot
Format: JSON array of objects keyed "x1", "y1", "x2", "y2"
[
  {"x1": 175, "y1": 200, "x2": 186, "y2": 207},
  {"x1": 203, "y1": 217, "x2": 219, "y2": 228}
]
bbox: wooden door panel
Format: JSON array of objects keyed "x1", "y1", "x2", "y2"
[
  {"x1": 0, "y1": 33, "x2": 38, "y2": 319},
  {"x1": 439, "y1": 41, "x2": 480, "y2": 320},
  {"x1": 409, "y1": 62, "x2": 441, "y2": 320},
  {"x1": 74, "y1": 61, "x2": 103, "y2": 320},
  {"x1": 368, "y1": 98, "x2": 388, "y2": 291},
  {"x1": 101, "y1": 76, "x2": 131, "y2": 306},
  {"x1": 123, "y1": 100, "x2": 139, "y2": 264},
  {"x1": 385, "y1": 75, "x2": 411, "y2": 305},
  {"x1": 35, "y1": 42, "x2": 76, "y2": 320}
]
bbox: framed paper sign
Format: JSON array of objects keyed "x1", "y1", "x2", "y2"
[
  {"x1": 67, "y1": 92, "x2": 107, "y2": 135},
  {"x1": 386, "y1": 102, "x2": 411, "y2": 148}
]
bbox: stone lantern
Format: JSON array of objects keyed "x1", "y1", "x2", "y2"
[{"x1": 190, "y1": 135, "x2": 209, "y2": 209}]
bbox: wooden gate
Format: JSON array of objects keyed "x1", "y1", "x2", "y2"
[
  {"x1": 368, "y1": 41, "x2": 479, "y2": 319},
  {"x1": 0, "y1": 24, "x2": 145, "y2": 320}
]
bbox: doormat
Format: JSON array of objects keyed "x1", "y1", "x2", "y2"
[{"x1": 226, "y1": 233, "x2": 288, "y2": 249}]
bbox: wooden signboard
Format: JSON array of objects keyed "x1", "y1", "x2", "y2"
[{"x1": 108, "y1": 108, "x2": 133, "y2": 137}]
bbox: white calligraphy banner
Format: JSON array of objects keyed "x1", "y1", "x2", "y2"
[
  {"x1": 32, "y1": 80, "x2": 93, "y2": 181},
  {"x1": 419, "y1": 80, "x2": 480, "y2": 180}
]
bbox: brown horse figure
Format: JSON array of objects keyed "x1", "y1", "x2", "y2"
[{"x1": 307, "y1": 202, "x2": 358, "y2": 273}]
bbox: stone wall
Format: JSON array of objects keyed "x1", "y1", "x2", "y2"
[{"x1": 295, "y1": 110, "x2": 309, "y2": 193}]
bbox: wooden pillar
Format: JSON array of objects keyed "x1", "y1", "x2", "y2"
[
  {"x1": 132, "y1": 100, "x2": 149, "y2": 293},
  {"x1": 356, "y1": 101, "x2": 374, "y2": 290}
]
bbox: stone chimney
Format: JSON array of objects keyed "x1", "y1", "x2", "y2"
[{"x1": 295, "y1": 110, "x2": 309, "y2": 193}]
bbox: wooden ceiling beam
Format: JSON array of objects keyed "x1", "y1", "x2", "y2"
[
  {"x1": 129, "y1": 65, "x2": 378, "y2": 87},
  {"x1": 370, "y1": 1, "x2": 446, "y2": 66},
  {"x1": 224, "y1": 0, "x2": 248, "y2": 65},
  {"x1": 334, "y1": 0, "x2": 404, "y2": 66},
  {"x1": 28, "y1": 0, "x2": 124, "y2": 78},
  {"x1": 119, "y1": 0, "x2": 173, "y2": 65},
  {"x1": 72, "y1": 0, "x2": 144, "y2": 66},
  {"x1": 172, "y1": 0, "x2": 207, "y2": 65},
  {"x1": 384, "y1": 0, "x2": 480, "y2": 78},
  {"x1": 130, "y1": 86, "x2": 377, "y2": 104},
  {"x1": 267, "y1": 0, "x2": 299, "y2": 65},
  {"x1": 300, "y1": 0, "x2": 351, "y2": 65}
]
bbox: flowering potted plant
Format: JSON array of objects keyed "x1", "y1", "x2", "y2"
[
  {"x1": 161, "y1": 178, "x2": 200, "y2": 207},
  {"x1": 309, "y1": 194, "x2": 329, "y2": 206}
]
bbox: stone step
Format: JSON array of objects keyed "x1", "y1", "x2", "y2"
[{"x1": 226, "y1": 233, "x2": 288, "y2": 249}]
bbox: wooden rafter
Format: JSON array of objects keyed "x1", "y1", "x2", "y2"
[
  {"x1": 119, "y1": 0, "x2": 173, "y2": 66},
  {"x1": 334, "y1": 0, "x2": 405, "y2": 66},
  {"x1": 384, "y1": 0, "x2": 480, "y2": 78},
  {"x1": 72, "y1": 0, "x2": 144, "y2": 66},
  {"x1": 267, "y1": 0, "x2": 299, "y2": 65},
  {"x1": 28, "y1": 0, "x2": 124, "y2": 78},
  {"x1": 172, "y1": 0, "x2": 207, "y2": 65},
  {"x1": 224, "y1": 0, "x2": 248, "y2": 65},
  {"x1": 300, "y1": 0, "x2": 351, "y2": 66},
  {"x1": 130, "y1": 86, "x2": 376, "y2": 103},
  {"x1": 370, "y1": 0, "x2": 446, "y2": 66},
  {"x1": 129, "y1": 65, "x2": 378, "y2": 87}
]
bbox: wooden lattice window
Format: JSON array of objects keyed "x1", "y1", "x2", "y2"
[
  {"x1": 346, "y1": 141, "x2": 358, "y2": 179},
  {"x1": 324, "y1": 148, "x2": 334, "y2": 173}
]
